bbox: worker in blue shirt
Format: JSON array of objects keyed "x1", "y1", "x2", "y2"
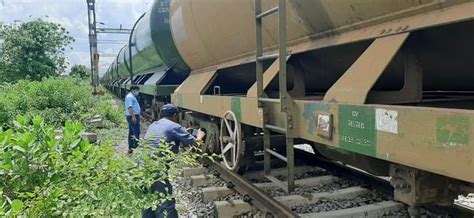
[
  {"x1": 142, "y1": 103, "x2": 205, "y2": 218},
  {"x1": 125, "y1": 85, "x2": 141, "y2": 153}
]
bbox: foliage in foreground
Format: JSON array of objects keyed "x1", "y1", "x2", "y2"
[
  {"x1": 0, "y1": 19, "x2": 74, "y2": 83},
  {"x1": 0, "y1": 116, "x2": 199, "y2": 216},
  {"x1": 0, "y1": 77, "x2": 122, "y2": 129}
]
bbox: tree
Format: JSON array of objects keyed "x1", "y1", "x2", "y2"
[
  {"x1": 69, "y1": 64, "x2": 89, "y2": 78},
  {"x1": 0, "y1": 19, "x2": 74, "y2": 83}
]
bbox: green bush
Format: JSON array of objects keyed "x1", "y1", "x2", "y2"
[
  {"x1": 0, "y1": 77, "x2": 92, "y2": 128},
  {"x1": 0, "y1": 77, "x2": 122, "y2": 129},
  {"x1": 0, "y1": 115, "x2": 198, "y2": 216},
  {"x1": 92, "y1": 94, "x2": 125, "y2": 127}
]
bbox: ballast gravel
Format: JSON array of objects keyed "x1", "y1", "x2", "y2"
[
  {"x1": 292, "y1": 191, "x2": 388, "y2": 214},
  {"x1": 173, "y1": 176, "x2": 215, "y2": 217}
]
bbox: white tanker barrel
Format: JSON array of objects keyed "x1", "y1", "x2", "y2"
[{"x1": 169, "y1": 0, "x2": 474, "y2": 92}]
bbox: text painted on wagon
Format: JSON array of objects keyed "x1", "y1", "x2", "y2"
[{"x1": 339, "y1": 105, "x2": 377, "y2": 157}]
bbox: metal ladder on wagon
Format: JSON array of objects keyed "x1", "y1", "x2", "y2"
[{"x1": 255, "y1": 0, "x2": 296, "y2": 192}]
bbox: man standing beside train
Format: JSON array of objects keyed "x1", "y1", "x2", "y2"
[
  {"x1": 142, "y1": 103, "x2": 205, "y2": 218},
  {"x1": 125, "y1": 85, "x2": 141, "y2": 154}
]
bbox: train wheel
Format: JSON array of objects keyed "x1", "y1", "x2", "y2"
[{"x1": 219, "y1": 111, "x2": 243, "y2": 172}]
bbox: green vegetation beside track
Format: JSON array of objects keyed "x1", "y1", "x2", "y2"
[
  {"x1": 0, "y1": 77, "x2": 122, "y2": 130},
  {"x1": 0, "y1": 78, "x2": 200, "y2": 216}
]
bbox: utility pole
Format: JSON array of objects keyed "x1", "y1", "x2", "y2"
[
  {"x1": 87, "y1": 1, "x2": 132, "y2": 93},
  {"x1": 0, "y1": 28, "x2": 4, "y2": 77},
  {"x1": 1, "y1": 22, "x2": 4, "y2": 54},
  {"x1": 86, "y1": 0, "x2": 98, "y2": 94},
  {"x1": 0, "y1": 29, "x2": 4, "y2": 54}
]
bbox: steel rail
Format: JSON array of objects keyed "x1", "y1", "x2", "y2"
[
  {"x1": 453, "y1": 202, "x2": 474, "y2": 214},
  {"x1": 206, "y1": 160, "x2": 297, "y2": 218},
  {"x1": 294, "y1": 148, "x2": 393, "y2": 195}
]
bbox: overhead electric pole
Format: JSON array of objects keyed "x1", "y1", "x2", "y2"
[
  {"x1": 87, "y1": 1, "x2": 133, "y2": 93},
  {"x1": 86, "y1": 0, "x2": 98, "y2": 94},
  {"x1": 0, "y1": 29, "x2": 4, "y2": 54}
]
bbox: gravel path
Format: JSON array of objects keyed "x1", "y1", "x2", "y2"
[
  {"x1": 173, "y1": 176, "x2": 216, "y2": 217},
  {"x1": 96, "y1": 120, "x2": 150, "y2": 154}
]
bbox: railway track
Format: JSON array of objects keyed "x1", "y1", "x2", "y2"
[
  {"x1": 141, "y1": 110, "x2": 464, "y2": 217},
  {"x1": 177, "y1": 148, "x2": 413, "y2": 217}
]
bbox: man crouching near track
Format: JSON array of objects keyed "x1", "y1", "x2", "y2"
[{"x1": 142, "y1": 103, "x2": 205, "y2": 218}]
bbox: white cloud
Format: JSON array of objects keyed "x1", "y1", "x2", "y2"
[{"x1": 68, "y1": 51, "x2": 90, "y2": 65}]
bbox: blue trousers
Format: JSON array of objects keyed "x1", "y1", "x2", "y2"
[
  {"x1": 126, "y1": 115, "x2": 140, "y2": 150},
  {"x1": 142, "y1": 179, "x2": 178, "y2": 218}
]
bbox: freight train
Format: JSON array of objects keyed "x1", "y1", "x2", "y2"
[{"x1": 101, "y1": 0, "x2": 474, "y2": 208}]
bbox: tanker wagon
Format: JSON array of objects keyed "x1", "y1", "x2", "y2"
[
  {"x1": 102, "y1": 1, "x2": 190, "y2": 119},
  {"x1": 102, "y1": 0, "x2": 474, "y2": 208}
]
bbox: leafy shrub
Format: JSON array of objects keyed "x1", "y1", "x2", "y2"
[
  {"x1": 0, "y1": 115, "x2": 198, "y2": 216},
  {"x1": 92, "y1": 93, "x2": 125, "y2": 127},
  {"x1": 0, "y1": 77, "x2": 92, "y2": 128},
  {"x1": 0, "y1": 77, "x2": 122, "y2": 129}
]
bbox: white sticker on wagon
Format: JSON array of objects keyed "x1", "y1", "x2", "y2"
[{"x1": 376, "y1": 108, "x2": 398, "y2": 134}]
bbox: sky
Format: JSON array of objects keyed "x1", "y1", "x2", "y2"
[{"x1": 0, "y1": 0, "x2": 153, "y2": 76}]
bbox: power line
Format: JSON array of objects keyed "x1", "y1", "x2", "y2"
[
  {"x1": 97, "y1": 39, "x2": 127, "y2": 44},
  {"x1": 98, "y1": 53, "x2": 120, "y2": 57},
  {"x1": 97, "y1": 27, "x2": 131, "y2": 34}
]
